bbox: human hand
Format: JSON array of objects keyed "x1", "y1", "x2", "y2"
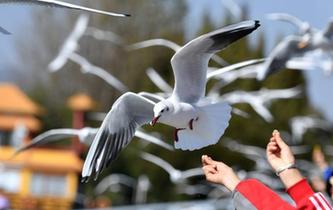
[
  {"x1": 201, "y1": 155, "x2": 240, "y2": 191},
  {"x1": 266, "y1": 130, "x2": 295, "y2": 172}
]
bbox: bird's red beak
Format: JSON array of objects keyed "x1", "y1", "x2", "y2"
[{"x1": 150, "y1": 115, "x2": 160, "y2": 126}]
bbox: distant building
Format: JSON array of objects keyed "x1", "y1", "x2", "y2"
[{"x1": 0, "y1": 83, "x2": 83, "y2": 210}]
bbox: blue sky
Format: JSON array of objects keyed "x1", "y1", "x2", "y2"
[{"x1": 0, "y1": 0, "x2": 333, "y2": 121}]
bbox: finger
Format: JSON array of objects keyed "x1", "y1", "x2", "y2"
[
  {"x1": 273, "y1": 131, "x2": 288, "y2": 149},
  {"x1": 202, "y1": 165, "x2": 217, "y2": 174},
  {"x1": 202, "y1": 155, "x2": 208, "y2": 166},
  {"x1": 203, "y1": 155, "x2": 220, "y2": 165}
]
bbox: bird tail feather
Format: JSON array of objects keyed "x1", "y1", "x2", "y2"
[{"x1": 175, "y1": 102, "x2": 231, "y2": 151}]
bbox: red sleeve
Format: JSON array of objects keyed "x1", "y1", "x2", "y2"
[
  {"x1": 235, "y1": 179, "x2": 294, "y2": 210},
  {"x1": 287, "y1": 179, "x2": 333, "y2": 210}
]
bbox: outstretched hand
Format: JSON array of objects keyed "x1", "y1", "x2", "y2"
[
  {"x1": 266, "y1": 130, "x2": 295, "y2": 172},
  {"x1": 201, "y1": 155, "x2": 240, "y2": 191}
]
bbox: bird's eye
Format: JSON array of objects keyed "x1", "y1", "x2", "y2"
[
  {"x1": 166, "y1": 107, "x2": 169, "y2": 111},
  {"x1": 161, "y1": 109, "x2": 164, "y2": 113}
]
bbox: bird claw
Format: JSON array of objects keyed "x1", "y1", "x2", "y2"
[{"x1": 188, "y1": 117, "x2": 199, "y2": 130}]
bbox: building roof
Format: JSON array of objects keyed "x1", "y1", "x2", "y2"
[
  {"x1": 0, "y1": 83, "x2": 43, "y2": 115},
  {"x1": 0, "y1": 147, "x2": 83, "y2": 172},
  {"x1": 0, "y1": 115, "x2": 41, "y2": 132},
  {"x1": 67, "y1": 93, "x2": 96, "y2": 111}
]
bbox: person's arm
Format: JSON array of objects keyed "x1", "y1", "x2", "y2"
[
  {"x1": 287, "y1": 179, "x2": 332, "y2": 210},
  {"x1": 267, "y1": 130, "x2": 333, "y2": 210},
  {"x1": 201, "y1": 155, "x2": 240, "y2": 191},
  {"x1": 234, "y1": 179, "x2": 294, "y2": 210},
  {"x1": 201, "y1": 155, "x2": 295, "y2": 210}
]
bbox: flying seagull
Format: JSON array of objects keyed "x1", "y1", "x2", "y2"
[
  {"x1": 289, "y1": 116, "x2": 332, "y2": 143},
  {"x1": 48, "y1": 14, "x2": 128, "y2": 92},
  {"x1": 220, "y1": 86, "x2": 301, "y2": 122},
  {"x1": 81, "y1": 20, "x2": 260, "y2": 181},
  {"x1": 140, "y1": 152, "x2": 203, "y2": 184},
  {"x1": 0, "y1": 0, "x2": 130, "y2": 17},
  {"x1": 14, "y1": 127, "x2": 99, "y2": 155},
  {"x1": 257, "y1": 19, "x2": 333, "y2": 80},
  {"x1": 266, "y1": 13, "x2": 312, "y2": 34}
]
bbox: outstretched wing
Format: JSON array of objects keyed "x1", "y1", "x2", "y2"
[
  {"x1": 0, "y1": 0, "x2": 130, "y2": 17},
  {"x1": 48, "y1": 14, "x2": 89, "y2": 71},
  {"x1": 14, "y1": 129, "x2": 80, "y2": 155},
  {"x1": 0, "y1": 26, "x2": 11, "y2": 35},
  {"x1": 171, "y1": 20, "x2": 260, "y2": 103},
  {"x1": 82, "y1": 92, "x2": 155, "y2": 181}
]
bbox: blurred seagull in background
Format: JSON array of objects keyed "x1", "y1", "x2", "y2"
[
  {"x1": 289, "y1": 116, "x2": 332, "y2": 143},
  {"x1": 48, "y1": 14, "x2": 89, "y2": 71},
  {"x1": 140, "y1": 152, "x2": 203, "y2": 184},
  {"x1": 221, "y1": 86, "x2": 301, "y2": 122},
  {"x1": 68, "y1": 52, "x2": 129, "y2": 92},
  {"x1": 14, "y1": 127, "x2": 98, "y2": 154},
  {"x1": 81, "y1": 20, "x2": 260, "y2": 181},
  {"x1": 146, "y1": 67, "x2": 173, "y2": 93},
  {"x1": 48, "y1": 14, "x2": 128, "y2": 92},
  {"x1": 257, "y1": 18, "x2": 333, "y2": 80},
  {"x1": 0, "y1": 0, "x2": 130, "y2": 17},
  {"x1": 127, "y1": 38, "x2": 229, "y2": 66},
  {"x1": 267, "y1": 13, "x2": 312, "y2": 35},
  {"x1": 94, "y1": 173, "x2": 136, "y2": 194}
]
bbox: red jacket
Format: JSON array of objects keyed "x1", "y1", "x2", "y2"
[{"x1": 233, "y1": 178, "x2": 332, "y2": 210}]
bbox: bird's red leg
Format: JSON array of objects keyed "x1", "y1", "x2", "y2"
[
  {"x1": 188, "y1": 117, "x2": 199, "y2": 130},
  {"x1": 174, "y1": 128, "x2": 185, "y2": 142},
  {"x1": 189, "y1": 119, "x2": 194, "y2": 130}
]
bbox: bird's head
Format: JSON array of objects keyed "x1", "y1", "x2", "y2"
[{"x1": 150, "y1": 101, "x2": 173, "y2": 126}]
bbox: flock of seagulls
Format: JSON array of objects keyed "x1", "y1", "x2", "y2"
[{"x1": 5, "y1": 0, "x2": 333, "y2": 207}]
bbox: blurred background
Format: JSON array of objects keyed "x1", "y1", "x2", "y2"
[{"x1": 0, "y1": 0, "x2": 332, "y2": 209}]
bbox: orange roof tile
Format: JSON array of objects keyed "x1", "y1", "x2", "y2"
[
  {"x1": 67, "y1": 93, "x2": 96, "y2": 111},
  {"x1": 0, "y1": 147, "x2": 83, "y2": 172},
  {"x1": 0, "y1": 83, "x2": 43, "y2": 115},
  {"x1": 0, "y1": 115, "x2": 41, "y2": 132}
]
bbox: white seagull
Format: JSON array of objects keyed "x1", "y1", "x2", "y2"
[
  {"x1": 126, "y1": 38, "x2": 229, "y2": 66},
  {"x1": 220, "y1": 86, "x2": 301, "y2": 122},
  {"x1": 14, "y1": 127, "x2": 98, "y2": 154},
  {"x1": 81, "y1": 20, "x2": 260, "y2": 181},
  {"x1": 257, "y1": 19, "x2": 333, "y2": 80},
  {"x1": 86, "y1": 112, "x2": 174, "y2": 151},
  {"x1": 266, "y1": 13, "x2": 312, "y2": 34},
  {"x1": 140, "y1": 152, "x2": 203, "y2": 184},
  {"x1": 94, "y1": 173, "x2": 136, "y2": 194},
  {"x1": 48, "y1": 14, "x2": 128, "y2": 92},
  {"x1": 146, "y1": 67, "x2": 173, "y2": 93},
  {"x1": 0, "y1": 0, "x2": 130, "y2": 17},
  {"x1": 48, "y1": 14, "x2": 89, "y2": 71},
  {"x1": 289, "y1": 116, "x2": 332, "y2": 143}
]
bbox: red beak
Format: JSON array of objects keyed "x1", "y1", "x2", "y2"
[{"x1": 150, "y1": 115, "x2": 160, "y2": 126}]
